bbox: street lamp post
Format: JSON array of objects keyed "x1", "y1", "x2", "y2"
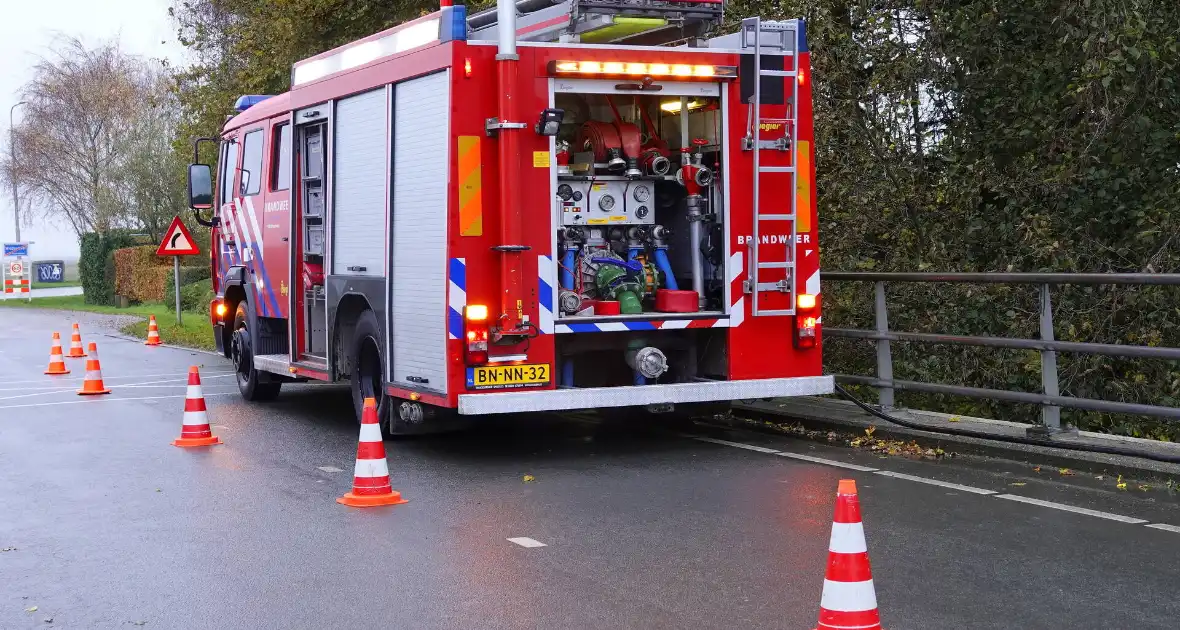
[{"x1": 9, "y1": 101, "x2": 27, "y2": 243}]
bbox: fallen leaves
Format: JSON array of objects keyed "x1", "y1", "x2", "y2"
[
  {"x1": 1116, "y1": 475, "x2": 1127, "y2": 490},
  {"x1": 1009, "y1": 482, "x2": 1027, "y2": 487},
  {"x1": 1058, "y1": 468, "x2": 1075, "y2": 476},
  {"x1": 522, "y1": 475, "x2": 535, "y2": 483},
  {"x1": 25, "y1": 606, "x2": 38, "y2": 613},
  {"x1": 1032, "y1": 467, "x2": 1041, "y2": 473}
]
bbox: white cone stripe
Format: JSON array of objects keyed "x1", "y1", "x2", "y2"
[
  {"x1": 828, "y1": 522, "x2": 868, "y2": 554},
  {"x1": 183, "y1": 411, "x2": 210, "y2": 426},
  {"x1": 186, "y1": 385, "x2": 203, "y2": 399},
  {"x1": 358, "y1": 423, "x2": 383, "y2": 442},
  {"x1": 354, "y1": 457, "x2": 389, "y2": 478},
  {"x1": 819, "y1": 579, "x2": 878, "y2": 613},
  {"x1": 85, "y1": 370, "x2": 102, "y2": 379}
]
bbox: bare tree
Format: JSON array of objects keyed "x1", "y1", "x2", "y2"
[{"x1": 1, "y1": 37, "x2": 182, "y2": 238}]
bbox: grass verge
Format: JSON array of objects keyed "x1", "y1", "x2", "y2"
[
  {"x1": 31, "y1": 280, "x2": 82, "y2": 289},
  {"x1": 0, "y1": 294, "x2": 216, "y2": 351}
]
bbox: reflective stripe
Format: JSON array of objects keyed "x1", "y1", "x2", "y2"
[
  {"x1": 819, "y1": 579, "x2": 877, "y2": 613},
  {"x1": 244, "y1": 197, "x2": 265, "y2": 256},
  {"x1": 828, "y1": 522, "x2": 867, "y2": 554},
  {"x1": 183, "y1": 411, "x2": 209, "y2": 426},
  {"x1": 358, "y1": 423, "x2": 383, "y2": 442},
  {"x1": 354, "y1": 457, "x2": 389, "y2": 478},
  {"x1": 186, "y1": 385, "x2": 203, "y2": 399}
]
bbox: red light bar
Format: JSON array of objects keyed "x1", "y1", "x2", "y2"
[{"x1": 548, "y1": 60, "x2": 736, "y2": 80}]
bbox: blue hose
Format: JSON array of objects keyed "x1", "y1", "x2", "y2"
[
  {"x1": 633, "y1": 371, "x2": 646, "y2": 385},
  {"x1": 560, "y1": 247, "x2": 578, "y2": 290},
  {"x1": 562, "y1": 360, "x2": 575, "y2": 388},
  {"x1": 628, "y1": 247, "x2": 643, "y2": 262},
  {"x1": 652, "y1": 248, "x2": 679, "y2": 290}
]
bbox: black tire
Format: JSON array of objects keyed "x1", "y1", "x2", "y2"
[
  {"x1": 231, "y1": 300, "x2": 282, "y2": 402},
  {"x1": 349, "y1": 309, "x2": 392, "y2": 434}
]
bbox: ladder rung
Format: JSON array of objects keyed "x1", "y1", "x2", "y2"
[
  {"x1": 757, "y1": 214, "x2": 795, "y2": 221},
  {"x1": 760, "y1": 70, "x2": 798, "y2": 77},
  {"x1": 757, "y1": 262, "x2": 794, "y2": 269},
  {"x1": 758, "y1": 166, "x2": 795, "y2": 173}
]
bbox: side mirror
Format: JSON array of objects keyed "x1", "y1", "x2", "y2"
[{"x1": 188, "y1": 164, "x2": 213, "y2": 210}]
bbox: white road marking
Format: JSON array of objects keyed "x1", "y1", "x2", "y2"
[
  {"x1": 875, "y1": 470, "x2": 996, "y2": 495},
  {"x1": 687, "y1": 433, "x2": 1159, "y2": 528},
  {"x1": 507, "y1": 537, "x2": 547, "y2": 548},
  {"x1": 0, "y1": 370, "x2": 236, "y2": 387},
  {"x1": 316, "y1": 466, "x2": 343, "y2": 473},
  {"x1": 0, "y1": 389, "x2": 77, "y2": 401},
  {"x1": 995, "y1": 494, "x2": 1148, "y2": 524},
  {"x1": 694, "y1": 436, "x2": 781, "y2": 454},
  {"x1": 776, "y1": 451, "x2": 879, "y2": 472},
  {"x1": 0, "y1": 375, "x2": 236, "y2": 399},
  {"x1": 0, "y1": 392, "x2": 238, "y2": 410}
]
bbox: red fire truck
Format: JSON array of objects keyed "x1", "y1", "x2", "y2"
[{"x1": 186, "y1": 0, "x2": 832, "y2": 433}]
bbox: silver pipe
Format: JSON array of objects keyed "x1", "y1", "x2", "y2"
[
  {"x1": 496, "y1": 0, "x2": 519, "y2": 57},
  {"x1": 680, "y1": 96, "x2": 705, "y2": 307},
  {"x1": 469, "y1": 0, "x2": 560, "y2": 29}
]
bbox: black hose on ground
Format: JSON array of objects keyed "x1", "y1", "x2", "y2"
[{"x1": 833, "y1": 384, "x2": 1180, "y2": 465}]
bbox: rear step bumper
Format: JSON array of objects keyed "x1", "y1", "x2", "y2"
[{"x1": 457, "y1": 375, "x2": 833, "y2": 415}]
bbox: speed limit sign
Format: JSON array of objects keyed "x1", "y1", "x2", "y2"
[{"x1": 8, "y1": 261, "x2": 22, "y2": 276}]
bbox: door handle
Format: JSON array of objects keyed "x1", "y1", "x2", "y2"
[{"x1": 347, "y1": 266, "x2": 367, "y2": 272}]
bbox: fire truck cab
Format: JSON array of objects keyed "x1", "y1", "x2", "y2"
[{"x1": 186, "y1": 0, "x2": 832, "y2": 433}]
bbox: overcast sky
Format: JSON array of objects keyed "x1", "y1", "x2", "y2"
[{"x1": 0, "y1": 0, "x2": 186, "y2": 260}]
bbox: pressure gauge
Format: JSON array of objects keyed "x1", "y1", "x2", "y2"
[
  {"x1": 572, "y1": 190, "x2": 583, "y2": 201},
  {"x1": 635, "y1": 206, "x2": 649, "y2": 219},
  {"x1": 557, "y1": 184, "x2": 574, "y2": 201},
  {"x1": 633, "y1": 185, "x2": 652, "y2": 203},
  {"x1": 598, "y1": 194, "x2": 615, "y2": 211}
]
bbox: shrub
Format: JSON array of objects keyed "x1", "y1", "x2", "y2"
[
  {"x1": 179, "y1": 278, "x2": 214, "y2": 313},
  {"x1": 113, "y1": 246, "x2": 171, "y2": 303},
  {"x1": 165, "y1": 265, "x2": 211, "y2": 299},
  {"x1": 79, "y1": 231, "x2": 135, "y2": 305}
]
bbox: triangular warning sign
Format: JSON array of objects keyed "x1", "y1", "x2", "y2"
[{"x1": 157, "y1": 216, "x2": 200, "y2": 256}]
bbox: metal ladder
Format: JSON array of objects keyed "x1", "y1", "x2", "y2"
[{"x1": 741, "y1": 17, "x2": 800, "y2": 317}]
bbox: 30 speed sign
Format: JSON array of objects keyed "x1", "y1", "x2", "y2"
[{"x1": 8, "y1": 262, "x2": 23, "y2": 276}]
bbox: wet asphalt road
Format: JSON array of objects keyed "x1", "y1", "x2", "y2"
[{"x1": 1, "y1": 308, "x2": 1179, "y2": 629}]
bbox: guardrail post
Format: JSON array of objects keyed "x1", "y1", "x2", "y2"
[
  {"x1": 874, "y1": 281, "x2": 894, "y2": 409},
  {"x1": 1032, "y1": 283, "x2": 1071, "y2": 436}
]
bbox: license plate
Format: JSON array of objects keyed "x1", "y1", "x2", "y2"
[{"x1": 466, "y1": 364, "x2": 550, "y2": 390}]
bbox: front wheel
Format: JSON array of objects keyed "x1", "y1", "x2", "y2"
[{"x1": 231, "y1": 301, "x2": 282, "y2": 402}]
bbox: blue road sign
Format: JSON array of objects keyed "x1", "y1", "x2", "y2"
[
  {"x1": 36, "y1": 262, "x2": 64, "y2": 283},
  {"x1": 3, "y1": 243, "x2": 28, "y2": 257}
]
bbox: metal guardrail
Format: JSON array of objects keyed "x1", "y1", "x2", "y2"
[{"x1": 822, "y1": 272, "x2": 1180, "y2": 435}]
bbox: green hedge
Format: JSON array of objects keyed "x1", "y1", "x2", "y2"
[
  {"x1": 178, "y1": 278, "x2": 215, "y2": 313},
  {"x1": 79, "y1": 231, "x2": 136, "y2": 306},
  {"x1": 165, "y1": 266, "x2": 211, "y2": 299}
]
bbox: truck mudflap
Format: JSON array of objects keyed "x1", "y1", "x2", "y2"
[{"x1": 456, "y1": 375, "x2": 834, "y2": 415}]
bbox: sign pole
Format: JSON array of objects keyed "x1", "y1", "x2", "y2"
[{"x1": 174, "y1": 256, "x2": 182, "y2": 325}]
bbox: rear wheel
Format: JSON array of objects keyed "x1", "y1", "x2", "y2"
[
  {"x1": 231, "y1": 300, "x2": 282, "y2": 402},
  {"x1": 349, "y1": 309, "x2": 391, "y2": 435}
]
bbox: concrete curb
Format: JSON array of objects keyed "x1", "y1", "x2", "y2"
[
  {"x1": 727, "y1": 397, "x2": 1180, "y2": 482},
  {"x1": 101, "y1": 331, "x2": 223, "y2": 357}
]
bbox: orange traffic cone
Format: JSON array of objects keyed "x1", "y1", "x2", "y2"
[
  {"x1": 172, "y1": 366, "x2": 222, "y2": 447},
  {"x1": 145, "y1": 315, "x2": 162, "y2": 346},
  {"x1": 66, "y1": 323, "x2": 87, "y2": 358},
  {"x1": 77, "y1": 342, "x2": 111, "y2": 395},
  {"x1": 44, "y1": 332, "x2": 71, "y2": 375},
  {"x1": 338, "y1": 398, "x2": 407, "y2": 507},
  {"x1": 814, "y1": 480, "x2": 882, "y2": 630}
]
